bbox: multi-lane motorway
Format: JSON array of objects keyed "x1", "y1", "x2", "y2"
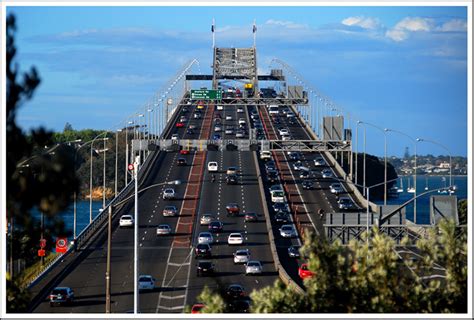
[{"x1": 31, "y1": 95, "x2": 362, "y2": 313}]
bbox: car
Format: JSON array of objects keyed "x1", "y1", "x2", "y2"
[
  {"x1": 171, "y1": 134, "x2": 179, "y2": 141},
  {"x1": 119, "y1": 215, "x2": 134, "y2": 227},
  {"x1": 286, "y1": 111, "x2": 296, "y2": 118},
  {"x1": 244, "y1": 212, "x2": 258, "y2": 222},
  {"x1": 273, "y1": 202, "x2": 290, "y2": 213},
  {"x1": 198, "y1": 232, "x2": 214, "y2": 245},
  {"x1": 188, "y1": 124, "x2": 197, "y2": 130},
  {"x1": 191, "y1": 304, "x2": 205, "y2": 314},
  {"x1": 269, "y1": 105, "x2": 279, "y2": 115},
  {"x1": 216, "y1": 105, "x2": 224, "y2": 111},
  {"x1": 271, "y1": 191, "x2": 285, "y2": 203},
  {"x1": 179, "y1": 116, "x2": 187, "y2": 123},
  {"x1": 245, "y1": 260, "x2": 263, "y2": 275},
  {"x1": 298, "y1": 263, "x2": 315, "y2": 280},
  {"x1": 226, "y1": 167, "x2": 238, "y2": 175},
  {"x1": 214, "y1": 118, "x2": 222, "y2": 125},
  {"x1": 288, "y1": 245, "x2": 301, "y2": 258},
  {"x1": 267, "y1": 171, "x2": 279, "y2": 183},
  {"x1": 162, "y1": 205, "x2": 178, "y2": 217},
  {"x1": 237, "y1": 107, "x2": 244, "y2": 113},
  {"x1": 228, "y1": 233, "x2": 244, "y2": 245},
  {"x1": 180, "y1": 149, "x2": 190, "y2": 155},
  {"x1": 236, "y1": 130, "x2": 245, "y2": 138},
  {"x1": 287, "y1": 152, "x2": 301, "y2": 161},
  {"x1": 279, "y1": 224, "x2": 297, "y2": 238},
  {"x1": 196, "y1": 260, "x2": 215, "y2": 276},
  {"x1": 176, "y1": 122, "x2": 185, "y2": 128},
  {"x1": 260, "y1": 151, "x2": 272, "y2": 161},
  {"x1": 225, "y1": 284, "x2": 245, "y2": 300},
  {"x1": 278, "y1": 128, "x2": 290, "y2": 136},
  {"x1": 226, "y1": 174, "x2": 238, "y2": 185},
  {"x1": 225, "y1": 115, "x2": 233, "y2": 121},
  {"x1": 200, "y1": 214, "x2": 216, "y2": 225},
  {"x1": 193, "y1": 112, "x2": 202, "y2": 119},
  {"x1": 197, "y1": 104, "x2": 205, "y2": 110},
  {"x1": 162, "y1": 188, "x2": 176, "y2": 200},
  {"x1": 195, "y1": 243, "x2": 212, "y2": 258},
  {"x1": 299, "y1": 169, "x2": 310, "y2": 179},
  {"x1": 186, "y1": 128, "x2": 194, "y2": 135},
  {"x1": 265, "y1": 160, "x2": 276, "y2": 171},
  {"x1": 138, "y1": 275, "x2": 155, "y2": 290},
  {"x1": 233, "y1": 249, "x2": 250, "y2": 264},
  {"x1": 272, "y1": 116, "x2": 281, "y2": 124},
  {"x1": 314, "y1": 157, "x2": 326, "y2": 166},
  {"x1": 177, "y1": 157, "x2": 187, "y2": 166},
  {"x1": 214, "y1": 112, "x2": 222, "y2": 119},
  {"x1": 330, "y1": 183, "x2": 344, "y2": 194},
  {"x1": 321, "y1": 169, "x2": 333, "y2": 179},
  {"x1": 226, "y1": 203, "x2": 240, "y2": 216},
  {"x1": 269, "y1": 184, "x2": 283, "y2": 193},
  {"x1": 182, "y1": 106, "x2": 189, "y2": 113},
  {"x1": 214, "y1": 124, "x2": 222, "y2": 132},
  {"x1": 288, "y1": 117, "x2": 297, "y2": 125},
  {"x1": 208, "y1": 221, "x2": 224, "y2": 233},
  {"x1": 212, "y1": 133, "x2": 222, "y2": 140},
  {"x1": 274, "y1": 211, "x2": 290, "y2": 223},
  {"x1": 338, "y1": 196, "x2": 355, "y2": 211},
  {"x1": 49, "y1": 287, "x2": 74, "y2": 306},
  {"x1": 238, "y1": 118, "x2": 246, "y2": 125},
  {"x1": 157, "y1": 224, "x2": 172, "y2": 235},
  {"x1": 208, "y1": 161, "x2": 218, "y2": 172},
  {"x1": 293, "y1": 161, "x2": 304, "y2": 171},
  {"x1": 225, "y1": 126, "x2": 234, "y2": 135},
  {"x1": 302, "y1": 180, "x2": 314, "y2": 189},
  {"x1": 254, "y1": 122, "x2": 263, "y2": 130},
  {"x1": 250, "y1": 111, "x2": 259, "y2": 119}
]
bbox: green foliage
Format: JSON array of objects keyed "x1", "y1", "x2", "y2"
[
  {"x1": 457, "y1": 199, "x2": 467, "y2": 225},
  {"x1": 196, "y1": 286, "x2": 225, "y2": 313},
  {"x1": 250, "y1": 280, "x2": 304, "y2": 313}
]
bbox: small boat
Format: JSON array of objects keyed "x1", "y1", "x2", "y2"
[
  {"x1": 407, "y1": 177, "x2": 415, "y2": 193},
  {"x1": 424, "y1": 176, "x2": 429, "y2": 191},
  {"x1": 438, "y1": 176, "x2": 456, "y2": 194},
  {"x1": 397, "y1": 177, "x2": 404, "y2": 193}
]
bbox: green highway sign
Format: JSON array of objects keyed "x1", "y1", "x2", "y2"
[{"x1": 191, "y1": 89, "x2": 222, "y2": 100}]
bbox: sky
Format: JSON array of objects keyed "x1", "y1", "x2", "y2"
[{"x1": 6, "y1": 5, "x2": 469, "y2": 157}]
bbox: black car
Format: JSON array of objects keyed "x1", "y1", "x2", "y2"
[
  {"x1": 299, "y1": 170, "x2": 310, "y2": 179},
  {"x1": 302, "y1": 180, "x2": 313, "y2": 189},
  {"x1": 273, "y1": 202, "x2": 290, "y2": 214},
  {"x1": 225, "y1": 284, "x2": 246, "y2": 300},
  {"x1": 186, "y1": 128, "x2": 194, "y2": 135},
  {"x1": 226, "y1": 174, "x2": 239, "y2": 185},
  {"x1": 265, "y1": 160, "x2": 276, "y2": 171},
  {"x1": 195, "y1": 243, "x2": 212, "y2": 258},
  {"x1": 177, "y1": 158, "x2": 187, "y2": 166},
  {"x1": 208, "y1": 221, "x2": 224, "y2": 233},
  {"x1": 182, "y1": 107, "x2": 189, "y2": 113},
  {"x1": 288, "y1": 245, "x2": 301, "y2": 258},
  {"x1": 196, "y1": 260, "x2": 215, "y2": 277},
  {"x1": 267, "y1": 172, "x2": 279, "y2": 183},
  {"x1": 244, "y1": 212, "x2": 258, "y2": 222},
  {"x1": 274, "y1": 211, "x2": 290, "y2": 223},
  {"x1": 288, "y1": 152, "x2": 301, "y2": 161}
]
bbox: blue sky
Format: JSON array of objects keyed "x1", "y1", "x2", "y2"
[{"x1": 7, "y1": 5, "x2": 468, "y2": 157}]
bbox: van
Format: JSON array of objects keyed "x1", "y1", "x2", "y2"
[{"x1": 208, "y1": 161, "x2": 218, "y2": 172}]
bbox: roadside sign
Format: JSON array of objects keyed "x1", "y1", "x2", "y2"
[
  {"x1": 56, "y1": 237, "x2": 68, "y2": 253},
  {"x1": 38, "y1": 249, "x2": 45, "y2": 257},
  {"x1": 39, "y1": 238, "x2": 46, "y2": 248},
  {"x1": 191, "y1": 89, "x2": 222, "y2": 100},
  {"x1": 128, "y1": 164, "x2": 134, "y2": 171}
]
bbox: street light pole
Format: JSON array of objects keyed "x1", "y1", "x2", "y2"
[
  {"x1": 103, "y1": 139, "x2": 107, "y2": 209},
  {"x1": 134, "y1": 160, "x2": 139, "y2": 314},
  {"x1": 105, "y1": 206, "x2": 112, "y2": 313},
  {"x1": 115, "y1": 129, "x2": 122, "y2": 197}
]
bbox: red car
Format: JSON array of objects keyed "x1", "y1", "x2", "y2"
[
  {"x1": 191, "y1": 303, "x2": 205, "y2": 314},
  {"x1": 298, "y1": 263, "x2": 314, "y2": 280},
  {"x1": 226, "y1": 203, "x2": 240, "y2": 216},
  {"x1": 180, "y1": 149, "x2": 190, "y2": 155},
  {"x1": 176, "y1": 122, "x2": 185, "y2": 128}
]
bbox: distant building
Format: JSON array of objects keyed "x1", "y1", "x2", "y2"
[{"x1": 439, "y1": 162, "x2": 450, "y2": 169}]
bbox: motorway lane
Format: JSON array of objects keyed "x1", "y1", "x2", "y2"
[
  {"x1": 186, "y1": 104, "x2": 277, "y2": 309},
  {"x1": 33, "y1": 98, "x2": 204, "y2": 313}
]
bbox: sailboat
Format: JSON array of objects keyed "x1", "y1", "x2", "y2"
[
  {"x1": 424, "y1": 175, "x2": 429, "y2": 191},
  {"x1": 438, "y1": 176, "x2": 455, "y2": 194},
  {"x1": 397, "y1": 177, "x2": 404, "y2": 193},
  {"x1": 407, "y1": 177, "x2": 415, "y2": 193}
]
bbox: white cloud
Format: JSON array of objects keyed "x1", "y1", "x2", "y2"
[
  {"x1": 385, "y1": 17, "x2": 434, "y2": 41},
  {"x1": 265, "y1": 19, "x2": 307, "y2": 29},
  {"x1": 341, "y1": 16, "x2": 380, "y2": 30},
  {"x1": 438, "y1": 19, "x2": 467, "y2": 32}
]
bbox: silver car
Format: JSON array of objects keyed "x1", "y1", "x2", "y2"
[
  {"x1": 321, "y1": 169, "x2": 333, "y2": 179},
  {"x1": 157, "y1": 224, "x2": 172, "y2": 235},
  {"x1": 198, "y1": 232, "x2": 214, "y2": 245},
  {"x1": 233, "y1": 249, "x2": 250, "y2": 264},
  {"x1": 279, "y1": 224, "x2": 297, "y2": 238},
  {"x1": 163, "y1": 188, "x2": 176, "y2": 200},
  {"x1": 314, "y1": 157, "x2": 326, "y2": 166},
  {"x1": 245, "y1": 260, "x2": 263, "y2": 275},
  {"x1": 200, "y1": 214, "x2": 215, "y2": 225},
  {"x1": 214, "y1": 124, "x2": 222, "y2": 132}
]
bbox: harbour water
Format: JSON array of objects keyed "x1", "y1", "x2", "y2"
[{"x1": 374, "y1": 175, "x2": 468, "y2": 224}]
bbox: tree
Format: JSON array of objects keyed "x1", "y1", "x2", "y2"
[
  {"x1": 63, "y1": 122, "x2": 73, "y2": 132},
  {"x1": 457, "y1": 199, "x2": 467, "y2": 225},
  {"x1": 6, "y1": 13, "x2": 78, "y2": 312},
  {"x1": 196, "y1": 286, "x2": 225, "y2": 313}
]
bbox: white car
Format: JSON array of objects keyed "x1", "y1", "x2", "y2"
[
  {"x1": 286, "y1": 111, "x2": 295, "y2": 118},
  {"x1": 271, "y1": 191, "x2": 285, "y2": 203},
  {"x1": 260, "y1": 151, "x2": 272, "y2": 161},
  {"x1": 200, "y1": 214, "x2": 215, "y2": 225},
  {"x1": 282, "y1": 135, "x2": 291, "y2": 141},
  {"x1": 162, "y1": 188, "x2": 176, "y2": 200},
  {"x1": 233, "y1": 249, "x2": 250, "y2": 264},
  {"x1": 208, "y1": 161, "x2": 218, "y2": 172},
  {"x1": 171, "y1": 134, "x2": 179, "y2": 141},
  {"x1": 138, "y1": 275, "x2": 155, "y2": 291},
  {"x1": 214, "y1": 124, "x2": 222, "y2": 132},
  {"x1": 278, "y1": 128, "x2": 289, "y2": 136},
  {"x1": 237, "y1": 107, "x2": 244, "y2": 113},
  {"x1": 226, "y1": 167, "x2": 238, "y2": 175},
  {"x1": 268, "y1": 105, "x2": 279, "y2": 115},
  {"x1": 198, "y1": 232, "x2": 214, "y2": 245},
  {"x1": 245, "y1": 260, "x2": 263, "y2": 275},
  {"x1": 279, "y1": 224, "x2": 297, "y2": 238},
  {"x1": 216, "y1": 105, "x2": 224, "y2": 111},
  {"x1": 228, "y1": 233, "x2": 244, "y2": 245},
  {"x1": 225, "y1": 115, "x2": 233, "y2": 121},
  {"x1": 238, "y1": 118, "x2": 246, "y2": 125},
  {"x1": 157, "y1": 224, "x2": 172, "y2": 235},
  {"x1": 314, "y1": 157, "x2": 326, "y2": 166},
  {"x1": 119, "y1": 215, "x2": 134, "y2": 227}
]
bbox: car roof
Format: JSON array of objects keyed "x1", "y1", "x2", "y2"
[
  {"x1": 158, "y1": 224, "x2": 170, "y2": 228},
  {"x1": 229, "y1": 233, "x2": 242, "y2": 236},
  {"x1": 199, "y1": 232, "x2": 212, "y2": 236}
]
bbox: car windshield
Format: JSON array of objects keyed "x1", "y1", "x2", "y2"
[
  {"x1": 236, "y1": 251, "x2": 248, "y2": 256},
  {"x1": 52, "y1": 289, "x2": 67, "y2": 295},
  {"x1": 248, "y1": 262, "x2": 259, "y2": 267},
  {"x1": 121, "y1": 216, "x2": 132, "y2": 220},
  {"x1": 282, "y1": 226, "x2": 292, "y2": 231},
  {"x1": 139, "y1": 277, "x2": 152, "y2": 282}
]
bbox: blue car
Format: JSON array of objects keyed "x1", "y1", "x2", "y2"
[{"x1": 212, "y1": 133, "x2": 222, "y2": 140}]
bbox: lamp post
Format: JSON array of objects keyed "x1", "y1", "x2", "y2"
[
  {"x1": 89, "y1": 133, "x2": 109, "y2": 224},
  {"x1": 357, "y1": 121, "x2": 367, "y2": 196},
  {"x1": 115, "y1": 129, "x2": 122, "y2": 197},
  {"x1": 125, "y1": 121, "x2": 133, "y2": 186},
  {"x1": 137, "y1": 114, "x2": 144, "y2": 164},
  {"x1": 416, "y1": 138, "x2": 452, "y2": 189},
  {"x1": 385, "y1": 129, "x2": 418, "y2": 224}
]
